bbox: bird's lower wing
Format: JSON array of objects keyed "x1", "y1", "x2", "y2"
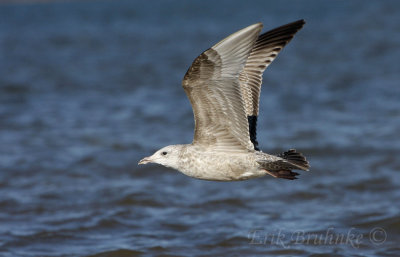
[{"x1": 182, "y1": 23, "x2": 263, "y2": 152}]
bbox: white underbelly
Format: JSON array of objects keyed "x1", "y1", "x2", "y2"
[{"x1": 178, "y1": 153, "x2": 265, "y2": 181}]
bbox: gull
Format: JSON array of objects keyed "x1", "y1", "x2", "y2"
[{"x1": 139, "y1": 20, "x2": 309, "y2": 181}]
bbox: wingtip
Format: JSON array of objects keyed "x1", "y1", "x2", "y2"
[
  {"x1": 255, "y1": 22, "x2": 263, "y2": 28},
  {"x1": 252, "y1": 20, "x2": 304, "y2": 29},
  {"x1": 295, "y1": 19, "x2": 306, "y2": 28},
  {"x1": 245, "y1": 22, "x2": 263, "y2": 32},
  {"x1": 212, "y1": 22, "x2": 263, "y2": 50},
  {"x1": 281, "y1": 19, "x2": 306, "y2": 30},
  {"x1": 286, "y1": 19, "x2": 305, "y2": 30}
]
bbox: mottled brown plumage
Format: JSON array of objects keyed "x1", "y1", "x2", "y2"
[{"x1": 139, "y1": 21, "x2": 309, "y2": 181}]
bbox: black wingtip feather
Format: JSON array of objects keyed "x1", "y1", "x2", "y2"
[
  {"x1": 255, "y1": 19, "x2": 305, "y2": 46},
  {"x1": 248, "y1": 115, "x2": 260, "y2": 151}
]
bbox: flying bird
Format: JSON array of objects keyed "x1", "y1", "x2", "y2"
[{"x1": 139, "y1": 20, "x2": 310, "y2": 181}]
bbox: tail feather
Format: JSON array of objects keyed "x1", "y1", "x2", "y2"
[
  {"x1": 257, "y1": 149, "x2": 310, "y2": 180},
  {"x1": 264, "y1": 169, "x2": 300, "y2": 180},
  {"x1": 278, "y1": 149, "x2": 310, "y2": 171}
]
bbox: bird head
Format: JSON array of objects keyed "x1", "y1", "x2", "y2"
[{"x1": 138, "y1": 145, "x2": 184, "y2": 169}]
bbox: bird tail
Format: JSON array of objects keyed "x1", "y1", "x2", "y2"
[
  {"x1": 257, "y1": 149, "x2": 309, "y2": 180},
  {"x1": 278, "y1": 149, "x2": 310, "y2": 171}
]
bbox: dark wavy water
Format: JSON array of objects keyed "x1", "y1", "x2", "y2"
[{"x1": 1, "y1": 0, "x2": 400, "y2": 256}]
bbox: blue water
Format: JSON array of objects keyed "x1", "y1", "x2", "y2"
[{"x1": 1, "y1": 0, "x2": 400, "y2": 256}]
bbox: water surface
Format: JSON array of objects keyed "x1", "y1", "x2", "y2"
[{"x1": 1, "y1": 0, "x2": 400, "y2": 256}]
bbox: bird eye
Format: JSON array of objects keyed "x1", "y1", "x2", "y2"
[{"x1": 162, "y1": 151, "x2": 167, "y2": 156}]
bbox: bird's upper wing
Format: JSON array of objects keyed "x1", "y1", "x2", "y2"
[
  {"x1": 182, "y1": 23, "x2": 262, "y2": 152},
  {"x1": 239, "y1": 20, "x2": 305, "y2": 117}
]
